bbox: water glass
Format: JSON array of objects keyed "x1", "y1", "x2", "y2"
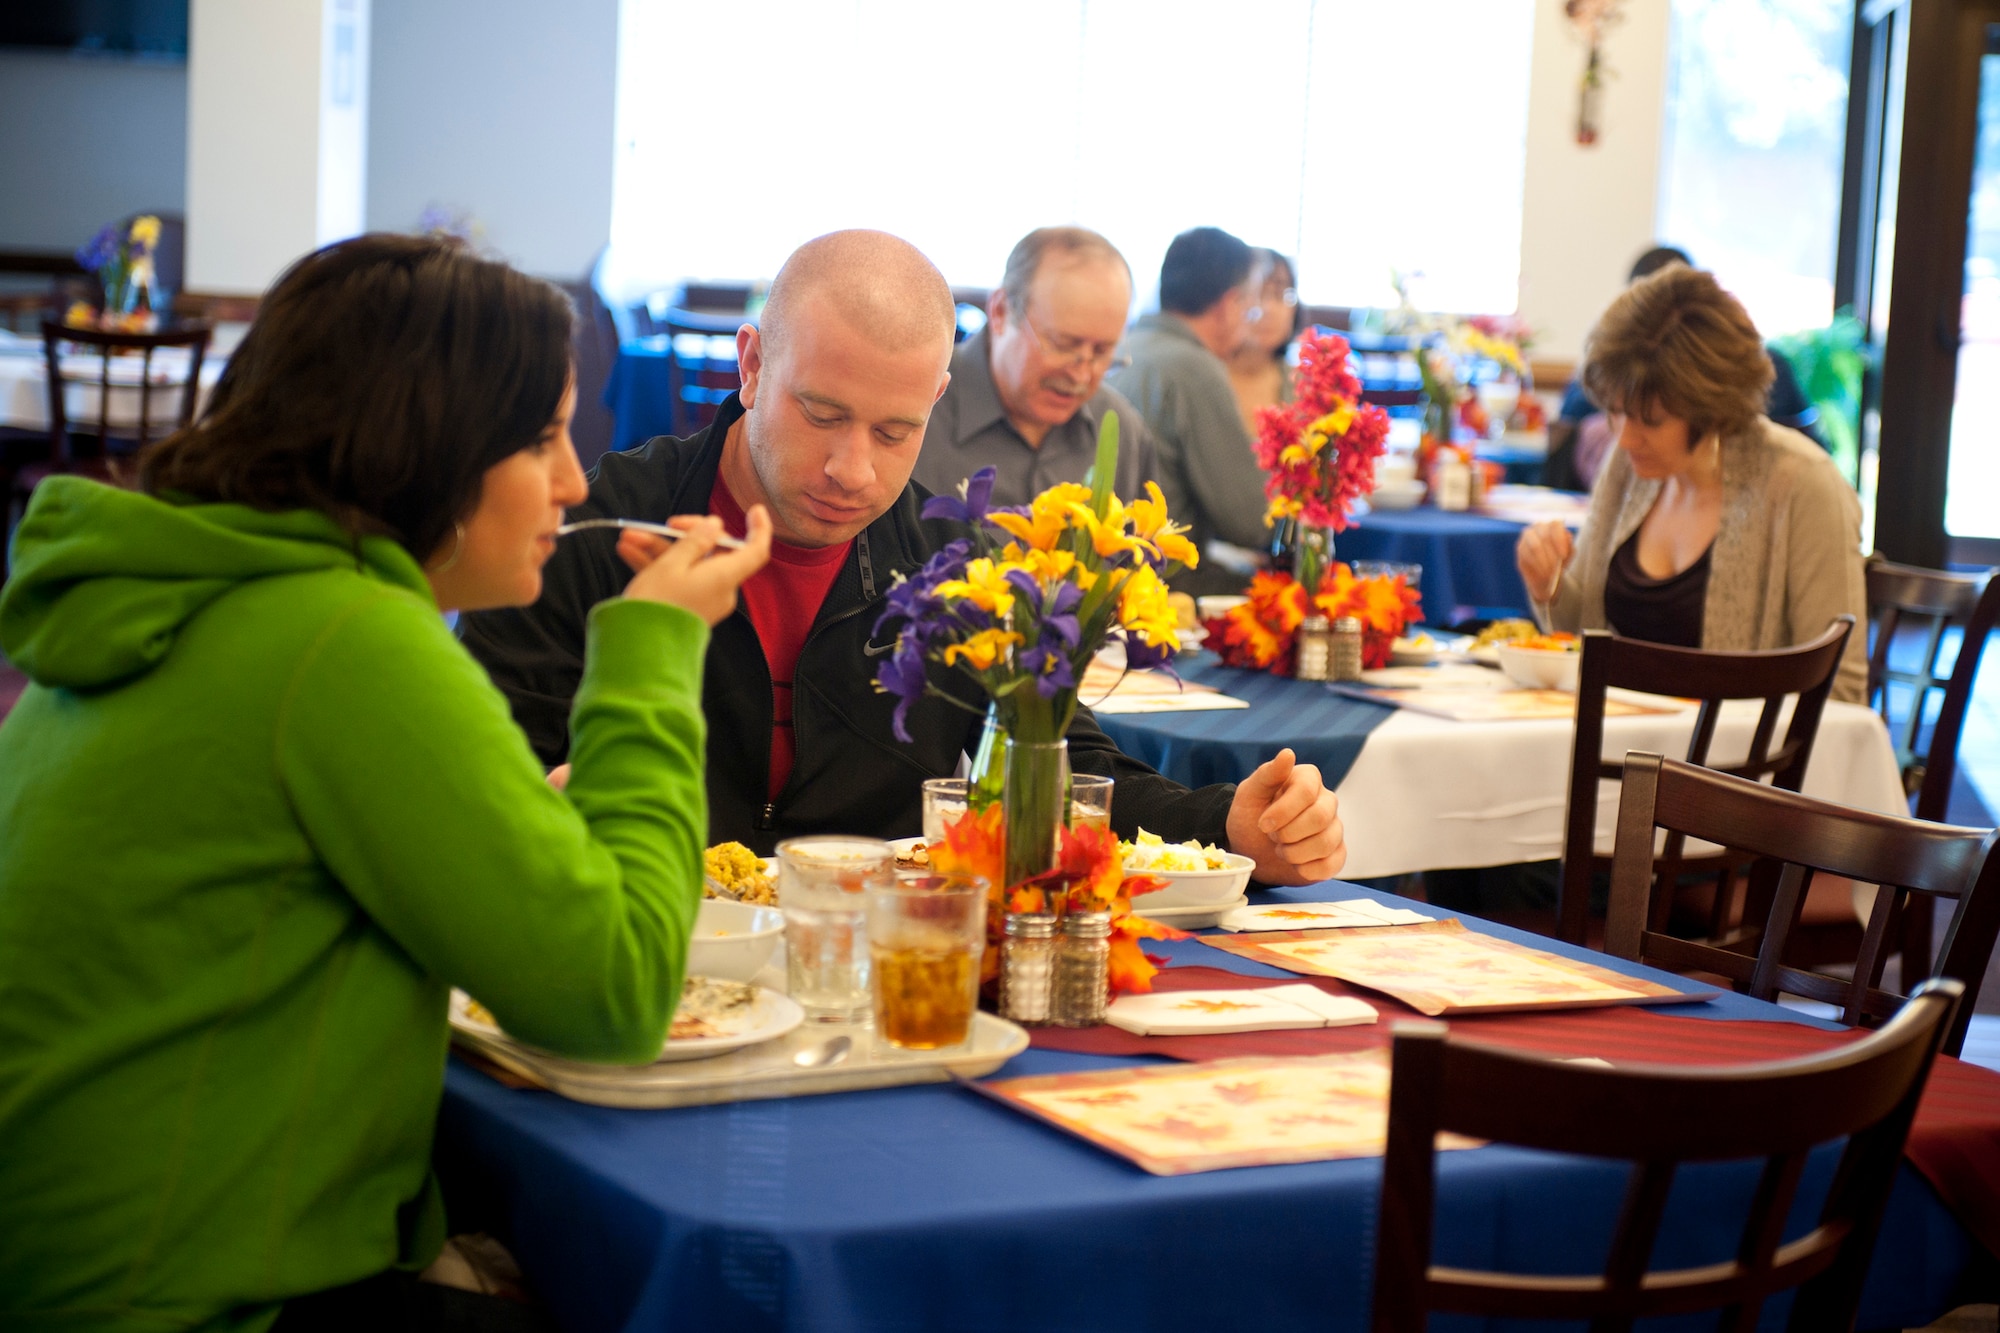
[
  {"x1": 776, "y1": 835, "x2": 893, "y2": 1024},
  {"x1": 1068, "y1": 775, "x2": 1113, "y2": 833},
  {"x1": 1352, "y1": 560, "x2": 1423, "y2": 593},
  {"x1": 921, "y1": 778, "x2": 971, "y2": 844},
  {"x1": 867, "y1": 874, "x2": 987, "y2": 1050}
]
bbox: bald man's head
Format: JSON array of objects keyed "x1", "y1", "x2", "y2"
[{"x1": 758, "y1": 230, "x2": 957, "y2": 365}]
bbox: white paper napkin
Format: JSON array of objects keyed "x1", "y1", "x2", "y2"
[
  {"x1": 1104, "y1": 984, "x2": 1378, "y2": 1035},
  {"x1": 1216, "y1": 900, "x2": 1432, "y2": 932}
]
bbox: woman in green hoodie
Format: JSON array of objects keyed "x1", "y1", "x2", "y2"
[{"x1": 0, "y1": 235, "x2": 771, "y2": 1331}]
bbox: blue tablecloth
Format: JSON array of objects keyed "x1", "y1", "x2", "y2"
[
  {"x1": 603, "y1": 338, "x2": 677, "y2": 453},
  {"x1": 434, "y1": 884, "x2": 1978, "y2": 1333},
  {"x1": 1092, "y1": 653, "x2": 1393, "y2": 790},
  {"x1": 1336, "y1": 507, "x2": 1535, "y2": 621}
]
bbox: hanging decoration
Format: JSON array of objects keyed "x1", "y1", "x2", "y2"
[{"x1": 1565, "y1": 0, "x2": 1624, "y2": 146}]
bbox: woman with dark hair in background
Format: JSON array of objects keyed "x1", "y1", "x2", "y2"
[
  {"x1": 1227, "y1": 248, "x2": 1306, "y2": 431},
  {"x1": 0, "y1": 234, "x2": 770, "y2": 1331}
]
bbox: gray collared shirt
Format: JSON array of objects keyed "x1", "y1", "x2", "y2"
[{"x1": 914, "y1": 328, "x2": 1159, "y2": 508}]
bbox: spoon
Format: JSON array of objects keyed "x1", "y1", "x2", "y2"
[
  {"x1": 555, "y1": 517, "x2": 746, "y2": 550},
  {"x1": 792, "y1": 1035, "x2": 853, "y2": 1069}
]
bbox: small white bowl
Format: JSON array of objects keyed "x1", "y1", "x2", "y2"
[
  {"x1": 1196, "y1": 594, "x2": 1249, "y2": 621},
  {"x1": 1496, "y1": 642, "x2": 1580, "y2": 691},
  {"x1": 1369, "y1": 479, "x2": 1426, "y2": 512},
  {"x1": 1130, "y1": 853, "x2": 1257, "y2": 908},
  {"x1": 688, "y1": 899, "x2": 784, "y2": 982}
]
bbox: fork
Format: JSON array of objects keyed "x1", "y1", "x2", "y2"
[{"x1": 554, "y1": 517, "x2": 746, "y2": 550}]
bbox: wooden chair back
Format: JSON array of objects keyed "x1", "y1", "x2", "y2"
[
  {"x1": 1865, "y1": 557, "x2": 2000, "y2": 823},
  {"x1": 1557, "y1": 618, "x2": 1854, "y2": 946},
  {"x1": 1372, "y1": 979, "x2": 1962, "y2": 1333},
  {"x1": 40, "y1": 318, "x2": 210, "y2": 469},
  {"x1": 659, "y1": 306, "x2": 743, "y2": 437},
  {"x1": 1606, "y1": 754, "x2": 2000, "y2": 1056}
]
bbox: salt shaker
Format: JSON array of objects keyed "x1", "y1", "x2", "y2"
[
  {"x1": 999, "y1": 912, "x2": 1057, "y2": 1025},
  {"x1": 1294, "y1": 615, "x2": 1333, "y2": 681},
  {"x1": 1052, "y1": 912, "x2": 1111, "y2": 1027},
  {"x1": 1332, "y1": 616, "x2": 1365, "y2": 681}
]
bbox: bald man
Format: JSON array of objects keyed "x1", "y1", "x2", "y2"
[{"x1": 463, "y1": 231, "x2": 1345, "y2": 880}]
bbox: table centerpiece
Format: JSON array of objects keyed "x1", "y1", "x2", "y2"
[
  {"x1": 874, "y1": 414, "x2": 1192, "y2": 994},
  {"x1": 67, "y1": 215, "x2": 163, "y2": 333}
]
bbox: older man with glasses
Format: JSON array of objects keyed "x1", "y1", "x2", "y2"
[{"x1": 913, "y1": 227, "x2": 1158, "y2": 508}]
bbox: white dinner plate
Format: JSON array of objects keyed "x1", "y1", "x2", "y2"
[{"x1": 451, "y1": 980, "x2": 804, "y2": 1064}]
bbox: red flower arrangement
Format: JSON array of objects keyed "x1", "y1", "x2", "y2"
[
  {"x1": 1251, "y1": 331, "x2": 1392, "y2": 532},
  {"x1": 1205, "y1": 562, "x2": 1422, "y2": 675}
]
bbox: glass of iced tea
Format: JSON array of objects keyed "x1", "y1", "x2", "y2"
[
  {"x1": 867, "y1": 873, "x2": 987, "y2": 1050},
  {"x1": 1068, "y1": 775, "x2": 1113, "y2": 833}
]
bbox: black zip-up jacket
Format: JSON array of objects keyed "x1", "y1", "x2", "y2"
[{"x1": 460, "y1": 395, "x2": 1236, "y2": 856}]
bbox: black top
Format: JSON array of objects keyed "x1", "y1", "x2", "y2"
[
  {"x1": 458, "y1": 393, "x2": 1235, "y2": 855},
  {"x1": 1604, "y1": 528, "x2": 1712, "y2": 648}
]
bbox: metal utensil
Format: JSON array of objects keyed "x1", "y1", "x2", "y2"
[
  {"x1": 555, "y1": 517, "x2": 746, "y2": 550},
  {"x1": 792, "y1": 1035, "x2": 853, "y2": 1069}
]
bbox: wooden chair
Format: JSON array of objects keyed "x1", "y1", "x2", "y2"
[
  {"x1": 657, "y1": 306, "x2": 742, "y2": 438},
  {"x1": 1555, "y1": 619, "x2": 1854, "y2": 947},
  {"x1": 1372, "y1": 978, "x2": 1962, "y2": 1333},
  {"x1": 6, "y1": 320, "x2": 210, "y2": 572},
  {"x1": 1865, "y1": 557, "x2": 2000, "y2": 984},
  {"x1": 1606, "y1": 754, "x2": 2000, "y2": 1057}
]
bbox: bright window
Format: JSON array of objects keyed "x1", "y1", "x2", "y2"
[
  {"x1": 1657, "y1": 0, "x2": 1854, "y2": 336},
  {"x1": 608, "y1": 0, "x2": 1534, "y2": 313}
]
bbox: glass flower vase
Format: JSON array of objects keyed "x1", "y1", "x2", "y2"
[{"x1": 1002, "y1": 737, "x2": 1068, "y2": 893}]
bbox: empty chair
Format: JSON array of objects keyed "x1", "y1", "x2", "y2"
[
  {"x1": 1606, "y1": 753, "x2": 2000, "y2": 1057},
  {"x1": 1372, "y1": 979, "x2": 1961, "y2": 1332},
  {"x1": 1865, "y1": 557, "x2": 2000, "y2": 984},
  {"x1": 1555, "y1": 619, "x2": 1854, "y2": 946}
]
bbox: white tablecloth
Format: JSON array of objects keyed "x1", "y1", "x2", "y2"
[
  {"x1": 0, "y1": 325, "x2": 243, "y2": 432},
  {"x1": 1332, "y1": 698, "x2": 1905, "y2": 880}
]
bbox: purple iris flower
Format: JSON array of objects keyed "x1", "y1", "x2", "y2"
[
  {"x1": 873, "y1": 539, "x2": 971, "y2": 637},
  {"x1": 1122, "y1": 632, "x2": 1181, "y2": 675},
  {"x1": 74, "y1": 222, "x2": 121, "y2": 274},
  {"x1": 921, "y1": 467, "x2": 998, "y2": 524},
  {"x1": 877, "y1": 644, "x2": 932, "y2": 743},
  {"x1": 1019, "y1": 640, "x2": 1078, "y2": 699}
]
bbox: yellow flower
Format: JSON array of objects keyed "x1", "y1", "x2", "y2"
[
  {"x1": 1017, "y1": 546, "x2": 1096, "y2": 591},
  {"x1": 942, "y1": 627, "x2": 1022, "y2": 671},
  {"x1": 1156, "y1": 531, "x2": 1199, "y2": 568},
  {"x1": 988, "y1": 483, "x2": 1090, "y2": 552},
  {"x1": 935, "y1": 558, "x2": 1015, "y2": 617},
  {"x1": 1265, "y1": 495, "x2": 1302, "y2": 525},
  {"x1": 1067, "y1": 498, "x2": 1147, "y2": 561},
  {"x1": 1118, "y1": 563, "x2": 1179, "y2": 648},
  {"x1": 128, "y1": 215, "x2": 161, "y2": 248},
  {"x1": 1126, "y1": 481, "x2": 1199, "y2": 569}
]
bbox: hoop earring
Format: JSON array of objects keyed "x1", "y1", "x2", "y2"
[{"x1": 435, "y1": 522, "x2": 466, "y2": 573}]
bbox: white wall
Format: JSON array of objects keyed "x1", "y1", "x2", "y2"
[
  {"x1": 365, "y1": 0, "x2": 617, "y2": 279},
  {"x1": 0, "y1": 51, "x2": 188, "y2": 251},
  {"x1": 1516, "y1": 3, "x2": 1675, "y2": 364}
]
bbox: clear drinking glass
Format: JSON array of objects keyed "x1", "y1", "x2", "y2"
[
  {"x1": 921, "y1": 778, "x2": 970, "y2": 844},
  {"x1": 867, "y1": 874, "x2": 987, "y2": 1050},
  {"x1": 776, "y1": 835, "x2": 893, "y2": 1023},
  {"x1": 1068, "y1": 775, "x2": 1113, "y2": 833}
]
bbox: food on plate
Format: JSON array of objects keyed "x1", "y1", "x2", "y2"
[
  {"x1": 1168, "y1": 590, "x2": 1199, "y2": 630},
  {"x1": 1513, "y1": 632, "x2": 1579, "y2": 653},
  {"x1": 1393, "y1": 632, "x2": 1437, "y2": 653},
  {"x1": 704, "y1": 842, "x2": 775, "y2": 904},
  {"x1": 894, "y1": 841, "x2": 932, "y2": 871},
  {"x1": 1119, "y1": 827, "x2": 1231, "y2": 873},
  {"x1": 1471, "y1": 619, "x2": 1538, "y2": 648},
  {"x1": 669, "y1": 976, "x2": 760, "y2": 1041}
]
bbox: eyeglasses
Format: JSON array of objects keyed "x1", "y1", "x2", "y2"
[
  {"x1": 1020, "y1": 308, "x2": 1131, "y2": 372},
  {"x1": 1246, "y1": 287, "x2": 1300, "y2": 323}
]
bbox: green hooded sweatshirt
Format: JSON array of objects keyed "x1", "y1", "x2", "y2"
[{"x1": 0, "y1": 477, "x2": 709, "y2": 1331}]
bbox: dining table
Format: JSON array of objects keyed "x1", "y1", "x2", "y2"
[
  {"x1": 0, "y1": 324, "x2": 240, "y2": 434},
  {"x1": 1333, "y1": 485, "x2": 1589, "y2": 623},
  {"x1": 433, "y1": 879, "x2": 1996, "y2": 1333},
  {"x1": 1091, "y1": 652, "x2": 1907, "y2": 883}
]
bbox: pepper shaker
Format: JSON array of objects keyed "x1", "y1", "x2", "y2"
[
  {"x1": 1332, "y1": 616, "x2": 1365, "y2": 681},
  {"x1": 999, "y1": 912, "x2": 1057, "y2": 1025},
  {"x1": 1052, "y1": 912, "x2": 1111, "y2": 1027},
  {"x1": 1294, "y1": 615, "x2": 1333, "y2": 681}
]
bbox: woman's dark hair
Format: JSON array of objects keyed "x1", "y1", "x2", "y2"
[
  {"x1": 140, "y1": 233, "x2": 574, "y2": 561},
  {"x1": 1159, "y1": 226, "x2": 1253, "y2": 316}
]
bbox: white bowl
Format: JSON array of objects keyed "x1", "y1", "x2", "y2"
[
  {"x1": 687, "y1": 899, "x2": 784, "y2": 982},
  {"x1": 1369, "y1": 479, "x2": 1426, "y2": 512},
  {"x1": 1196, "y1": 595, "x2": 1249, "y2": 621},
  {"x1": 1496, "y1": 642, "x2": 1580, "y2": 691},
  {"x1": 1130, "y1": 853, "x2": 1256, "y2": 908}
]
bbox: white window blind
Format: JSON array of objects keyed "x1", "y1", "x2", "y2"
[{"x1": 609, "y1": 0, "x2": 1534, "y2": 314}]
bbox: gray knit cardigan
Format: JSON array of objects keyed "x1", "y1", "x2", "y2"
[{"x1": 1539, "y1": 417, "x2": 1869, "y2": 704}]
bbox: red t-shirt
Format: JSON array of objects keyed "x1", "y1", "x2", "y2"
[{"x1": 710, "y1": 475, "x2": 853, "y2": 799}]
